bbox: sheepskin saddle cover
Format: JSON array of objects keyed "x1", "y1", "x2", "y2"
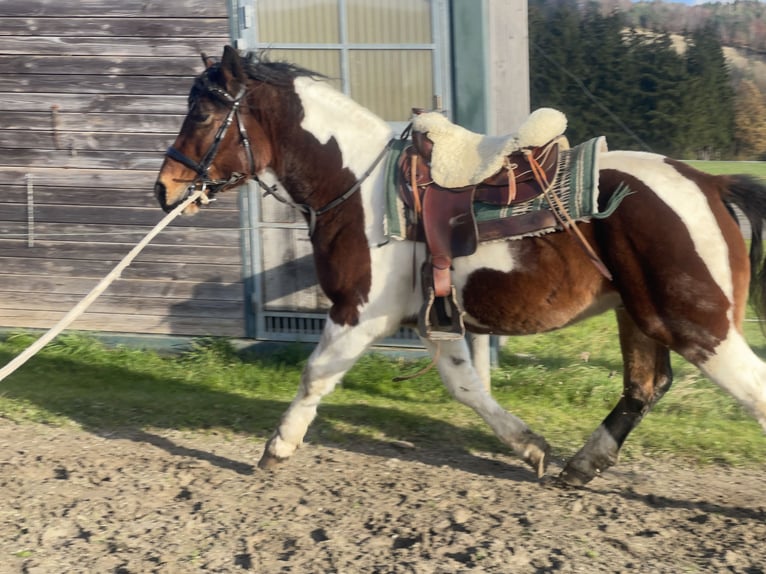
[{"x1": 410, "y1": 107, "x2": 568, "y2": 189}]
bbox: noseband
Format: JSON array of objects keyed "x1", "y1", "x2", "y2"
[{"x1": 165, "y1": 83, "x2": 256, "y2": 203}]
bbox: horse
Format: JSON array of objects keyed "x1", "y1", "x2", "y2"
[{"x1": 153, "y1": 45, "x2": 766, "y2": 486}]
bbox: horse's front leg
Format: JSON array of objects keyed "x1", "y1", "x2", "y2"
[
  {"x1": 422, "y1": 337, "x2": 551, "y2": 477},
  {"x1": 259, "y1": 319, "x2": 380, "y2": 469}
]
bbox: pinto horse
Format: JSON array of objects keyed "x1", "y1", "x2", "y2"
[{"x1": 154, "y1": 46, "x2": 766, "y2": 486}]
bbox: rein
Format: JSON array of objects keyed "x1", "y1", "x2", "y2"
[
  {"x1": 165, "y1": 84, "x2": 256, "y2": 203},
  {"x1": 256, "y1": 138, "x2": 395, "y2": 237}
]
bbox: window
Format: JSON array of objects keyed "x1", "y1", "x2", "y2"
[{"x1": 233, "y1": 0, "x2": 451, "y2": 127}]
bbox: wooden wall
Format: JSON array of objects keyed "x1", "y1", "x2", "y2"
[{"x1": 0, "y1": 0, "x2": 248, "y2": 337}]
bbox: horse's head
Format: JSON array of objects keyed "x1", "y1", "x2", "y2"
[{"x1": 154, "y1": 45, "x2": 273, "y2": 214}]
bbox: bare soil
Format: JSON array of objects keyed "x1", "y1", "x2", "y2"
[{"x1": 1, "y1": 419, "x2": 764, "y2": 574}]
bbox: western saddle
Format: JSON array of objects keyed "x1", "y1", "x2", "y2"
[{"x1": 398, "y1": 108, "x2": 570, "y2": 340}]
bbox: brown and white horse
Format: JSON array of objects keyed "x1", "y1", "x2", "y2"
[{"x1": 154, "y1": 46, "x2": 766, "y2": 486}]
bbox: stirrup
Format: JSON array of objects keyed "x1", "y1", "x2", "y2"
[{"x1": 417, "y1": 285, "x2": 465, "y2": 341}]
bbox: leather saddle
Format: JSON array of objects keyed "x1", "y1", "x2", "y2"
[{"x1": 398, "y1": 111, "x2": 568, "y2": 340}]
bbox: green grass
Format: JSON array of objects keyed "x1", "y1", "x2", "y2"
[
  {"x1": 686, "y1": 160, "x2": 766, "y2": 178},
  {"x1": 1, "y1": 314, "x2": 764, "y2": 467}
]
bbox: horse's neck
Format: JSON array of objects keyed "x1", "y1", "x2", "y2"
[
  {"x1": 284, "y1": 77, "x2": 393, "y2": 246},
  {"x1": 293, "y1": 77, "x2": 394, "y2": 176}
]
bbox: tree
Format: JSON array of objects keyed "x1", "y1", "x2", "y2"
[
  {"x1": 734, "y1": 79, "x2": 766, "y2": 159},
  {"x1": 681, "y1": 24, "x2": 735, "y2": 158},
  {"x1": 626, "y1": 31, "x2": 690, "y2": 156}
]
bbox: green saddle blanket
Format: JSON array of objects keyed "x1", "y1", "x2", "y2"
[{"x1": 385, "y1": 135, "x2": 631, "y2": 241}]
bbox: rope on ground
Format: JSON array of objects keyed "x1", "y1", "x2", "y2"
[{"x1": 0, "y1": 190, "x2": 204, "y2": 384}]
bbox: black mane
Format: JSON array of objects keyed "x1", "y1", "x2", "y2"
[
  {"x1": 242, "y1": 50, "x2": 325, "y2": 87},
  {"x1": 190, "y1": 49, "x2": 325, "y2": 106}
]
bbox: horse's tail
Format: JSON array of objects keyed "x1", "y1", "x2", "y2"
[{"x1": 722, "y1": 174, "x2": 766, "y2": 323}]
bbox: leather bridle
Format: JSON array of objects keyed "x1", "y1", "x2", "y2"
[
  {"x1": 165, "y1": 71, "x2": 394, "y2": 237},
  {"x1": 165, "y1": 82, "x2": 256, "y2": 204}
]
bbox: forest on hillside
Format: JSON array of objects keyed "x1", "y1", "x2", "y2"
[
  {"x1": 529, "y1": 0, "x2": 766, "y2": 159},
  {"x1": 624, "y1": 0, "x2": 766, "y2": 52}
]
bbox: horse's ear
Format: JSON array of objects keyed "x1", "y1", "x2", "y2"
[
  {"x1": 200, "y1": 52, "x2": 215, "y2": 69},
  {"x1": 220, "y1": 45, "x2": 246, "y2": 91}
]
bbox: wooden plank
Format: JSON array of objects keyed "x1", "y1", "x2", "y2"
[
  {"x1": 0, "y1": 37, "x2": 229, "y2": 58},
  {"x1": 2, "y1": 204, "x2": 239, "y2": 228},
  {"x1": 1, "y1": 111, "x2": 186, "y2": 133},
  {"x1": 0, "y1": 275, "x2": 244, "y2": 301},
  {"x1": 3, "y1": 186, "x2": 164, "y2": 207},
  {"x1": 2, "y1": 184, "x2": 244, "y2": 208},
  {"x1": 0, "y1": 292, "x2": 243, "y2": 317},
  {"x1": 0, "y1": 257, "x2": 243, "y2": 283},
  {"x1": 2, "y1": 74, "x2": 198, "y2": 96},
  {"x1": 3, "y1": 0, "x2": 229, "y2": 18},
  {"x1": 0, "y1": 148, "x2": 163, "y2": 170},
  {"x1": 0, "y1": 222, "x2": 242, "y2": 247},
  {"x1": 0, "y1": 310, "x2": 245, "y2": 337},
  {"x1": 0, "y1": 94, "x2": 188, "y2": 113},
  {"x1": 0, "y1": 240, "x2": 241, "y2": 264},
  {"x1": 0, "y1": 130, "x2": 172, "y2": 152},
  {"x1": 0, "y1": 167, "x2": 158, "y2": 188},
  {"x1": 0, "y1": 55, "x2": 212, "y2": 77},
  {"x1": 0, "y1": 17, "x2": 229, "y2": 37}
]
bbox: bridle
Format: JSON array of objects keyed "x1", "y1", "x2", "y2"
[
  {"x1": 165, "y1": 71, "x2": 394, "y2": 237},
  {"x1": 165, "y1": 81, "x2": 256, "y2": 204}
]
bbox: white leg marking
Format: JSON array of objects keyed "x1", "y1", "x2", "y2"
[
  {"x1": 577, "y1": 425, "x2": 619, "y2": 464},
  {"x1": 268, "y1": 317, "x2": 383, "y2": 459},
  {"x1": 701, "y1": 329, "x2": 766, "y2": 431},
  {"x1": 422, "y1": 337, "x2": 534, "y2": 452}
]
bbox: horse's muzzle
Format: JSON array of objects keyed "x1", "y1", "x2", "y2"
[{"x1": 154, "y1": 180, "x2": 171, "y2": 212}]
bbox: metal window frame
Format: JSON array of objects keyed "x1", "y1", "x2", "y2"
[{"x1": 230, "y1": 1, "x2": 451, "y2": 344}]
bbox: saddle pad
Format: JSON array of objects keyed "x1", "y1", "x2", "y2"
[{"x1": 385, "y1": 136, "x2": 632, "y2": 242}]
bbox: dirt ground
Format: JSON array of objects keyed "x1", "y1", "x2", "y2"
[{"x1": 0, "y1": 419, "x2": 764, "y2": 574}]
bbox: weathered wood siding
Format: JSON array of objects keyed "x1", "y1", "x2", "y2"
[{"x1": 0, "y1": 0, "x2": 246, "y2": 337}]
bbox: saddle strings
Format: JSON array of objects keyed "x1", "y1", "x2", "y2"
[{"x1": 527, "y1": 149, "x2": 613, "y2": 281}]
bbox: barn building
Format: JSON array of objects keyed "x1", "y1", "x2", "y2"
[{"x1": 0, "y1": 0, "x2": 528, "y2": 347}]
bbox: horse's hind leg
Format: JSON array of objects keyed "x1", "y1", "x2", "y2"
[
  {"x1": 421, "y1": 337, "x2": 551, "y2": 476},
  {"x1": 700, "y1": 329, "x2": 766, "y2": 431},
  {"x1": 258, "y1": 320, "x2": 380, "y2": 469},
  {"x1": 560, "y1": 309, "x2": 673, "y2": 486}
]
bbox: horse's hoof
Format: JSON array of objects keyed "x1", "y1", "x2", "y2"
[
  {"x1": 522, "y1": 436, "x2": 551, "y2": 478},
  {"x1": 558, "y1": 463, "x2": 597, "y2": 487},
  {"x1": 540, "y1": 473, "x2": 583, "y2": 490},
  {"x1": 257, "y1": 450, "x2": 285, "y2": 470}
]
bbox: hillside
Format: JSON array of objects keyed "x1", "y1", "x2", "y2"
[
  {"x1": 621, "y1": 0, "x2": 766, "y2": 53},
  {"x1": 725, "y1": 45, "x2": 766, "y2": 92}
]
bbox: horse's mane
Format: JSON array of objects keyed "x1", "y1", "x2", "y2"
[
  {"x1": 191, "y1": 50, "x2": 325, "y2": 106},
  {"x1": 242, "y1": 50, "x2": 326, "y2": 87}
]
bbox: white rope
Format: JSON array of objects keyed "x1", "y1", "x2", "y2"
[{"x1": 0, "y1": 190, "x2": 204, "y2": 383}]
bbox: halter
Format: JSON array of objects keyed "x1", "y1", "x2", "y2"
[
  {"x1": 259, "y1": 138, "x2": 394, "y2": 236},
  {"x1": 165, "y1": 83, "x2": 256, "y2": 203}
]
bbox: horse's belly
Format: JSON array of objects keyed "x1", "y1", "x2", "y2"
[{"x1": 453, "y1": 239, "x2": 617, "y2": 335}]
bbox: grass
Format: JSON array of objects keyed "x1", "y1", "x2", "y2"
[
  {"x1": 686, "y1": 160, "x2": 766, "y2": 178},
  {"x1": 0, "y1": 312, "x2": 764, "y2": 468}
]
